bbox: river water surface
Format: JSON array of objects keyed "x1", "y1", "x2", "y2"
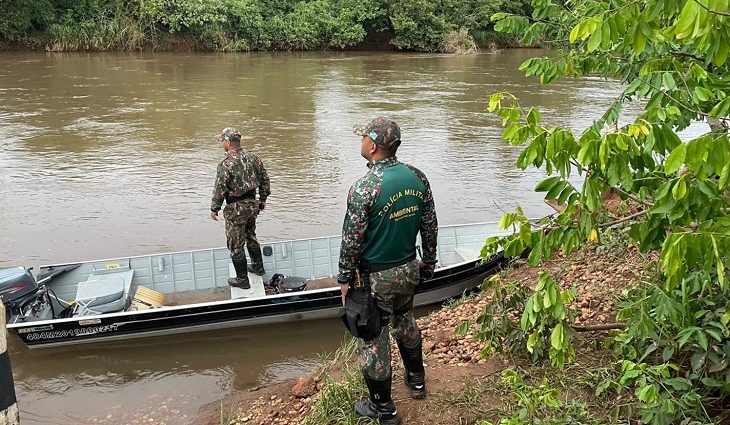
[{"x1": 1, "y1": 50, "x2": 641, "y2": 424}]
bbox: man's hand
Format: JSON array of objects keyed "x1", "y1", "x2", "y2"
[
  {"x1": 419, "y1": 262, "x2": 435, "y2": 280},
  {"x1": 210, "y1": 210, "x2": 219, "y2": 221},
  {"x1": 259, "y1": 201, "x2": 266, "y2": 212},
  {"x1": 340, "y1": 284, "x2": 349, "y2": 306}
]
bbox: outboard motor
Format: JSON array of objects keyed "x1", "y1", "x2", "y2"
[{"x1": 0, "y1": 267, "x2": 39, "y2": 315}]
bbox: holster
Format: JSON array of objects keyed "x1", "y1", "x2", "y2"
[{"x1": 338, "y1": 260, "x2": 387, "y2": 341}]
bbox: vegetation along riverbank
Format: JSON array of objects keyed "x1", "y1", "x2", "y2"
[
  {"x1": 0, "y1": 0, "x2": 531, "y2": 52},
  {"x1": 202, "y1": 0, "x2": 730, "y2": 423}
]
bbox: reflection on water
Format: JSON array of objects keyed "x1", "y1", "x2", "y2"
[
  {"x1": 9, "y1": 318, "x2": 345, "y2": 424},
  {"x1": 0, "y1": 50, "x2": 655, "y2": 424}
]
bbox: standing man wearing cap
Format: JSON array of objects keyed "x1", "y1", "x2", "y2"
[
  {"x1": 210, "y1": 127, "x2": 271, "y2": 289},
  {"x1": 338, "y1": 116, "x2": 438, "y2": 425}
]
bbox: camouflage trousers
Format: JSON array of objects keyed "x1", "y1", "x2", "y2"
[
  {"x1": 223, "y1": 200, "x2": 260, "y2": 262},
  {"x1": 359, "y1": 258, "x2": 421, "y2": 381}
]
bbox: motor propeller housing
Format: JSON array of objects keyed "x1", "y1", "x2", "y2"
[{"x1": 0, "y1": 267, "x2": 39, "y2": 310}]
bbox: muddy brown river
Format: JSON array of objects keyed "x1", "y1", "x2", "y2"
[{"x1": 0, "y1": 50, "x2": 649, "y2": 423}]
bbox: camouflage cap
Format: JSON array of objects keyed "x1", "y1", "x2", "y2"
[
  {"x1": 353, "y1": 116, "x2": 401, "y2": 150},
  {"x1": 218, "y1": 127, "x2": 241, "y2": 143}
]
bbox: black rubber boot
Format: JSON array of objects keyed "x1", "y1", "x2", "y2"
[
  {"x1": 246, "y1": 246, "x2": 266, "y2": 276},
  {"x1": 228, "y1": 258, "x2": 251, "y2": 289},
  {"x1": 397, "y1": 337, "x2": 427, "y2": 399},
  {"x1": 354, "y1": 372, "x2": 400, "y2": 425}
]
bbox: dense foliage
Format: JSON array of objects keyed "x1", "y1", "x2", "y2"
[
  {"x1": 0, "y1": 0, "x2": 530, "y2": 51},
  {"x1": 478, "y1": 0, "x2": 730, "y2": 423}
]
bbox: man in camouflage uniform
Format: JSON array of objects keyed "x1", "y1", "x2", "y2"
[
  {"x1": 338, "y1": 117, "x2": 438, "y2": 425},
  {"x1": 211, "y1": 127, "x2": 271, "y2": 289}
]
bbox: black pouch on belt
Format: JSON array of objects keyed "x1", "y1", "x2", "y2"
[{"x1": 339, "y1": 261, "x2": 382, "y2": 341}]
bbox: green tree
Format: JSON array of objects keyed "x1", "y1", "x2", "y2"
[
  {"x1": 0, "y1": 0, "x2": 55, "y2": 39},
  {"x1": 388, "y1": 0, "x2": 453, "y2": 51},
  {"x1": 482, "y1": 0, "x2": 730, "y2": 422}
]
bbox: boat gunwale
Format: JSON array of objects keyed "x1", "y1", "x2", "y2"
[{"x1": 35, "y1": 220, "x2": 500, "y2": 269}]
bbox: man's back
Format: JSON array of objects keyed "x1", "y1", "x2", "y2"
[
  {"x1": 362, "y1": 159, "x2": 430, "y2": 265},
  {"x1": 216, "y1": 148, "x2": 267, "y2": 198}
]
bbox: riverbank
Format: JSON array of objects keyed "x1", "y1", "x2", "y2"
[
  {"x1": 196, "y1": 237, "x2": 652, "y2": 424},
  {"x1": 0, "y1": 34, "x2": 519, "y2": 53},
  {"x1": 1, "y1": 0, "x2": 528, "y2": 54}
]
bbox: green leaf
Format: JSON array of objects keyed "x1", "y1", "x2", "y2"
[
  {"x1": 662, "y1": 73, "x2": 676, "y2": 91},
  {"x1": 663, "y1": 377, "x2": 691, "y2": 391},
  {"x1": 633, "y1": 27, "x2": 646, "y2": 54},
  {"x1": 550, "y1": 323, "x2": 564, "y2": 349},
  {"x1": 655, "y1": 180, "x2": 673, "y2": 200},
  {"x1": 455, "y1": 320, "x2": 471, "y2": 336},
  {"x1": 636, "y1": 383, "x2": 657, "y2": 403},
  {"x1": 694, "y1": 86, "x2": 712, "y2": 102},
  {"x1": 601, "y1": 19, "x2": 611, "y2": 49},
  {"x1": 535, "y1": 176, "x2": 561, "y2": 192},
  {"x1": 526, "y1": 332, "x2": 538, "y2": 353},
  {"x1": 712, "y1": 235, "x2": 726, "y2": 288},
  {"x1": 677, "y1": 327, "x2": 694, "y2": 348},
  {"x1": 665, "y1": 143, "x2": 686, "y2": 174},
  {"x1": 715, "y1": 41, "x2": 729, "y2": 66},
  {"x1": 526, "y1": 108, "x2": 541, "y2": 125},
  {"x1": 556, "y1": 185, "x2": 573, "y2": 205},
  {"x1": 543, "y1": 289, "x2": 553, "y2": 308},
  {"x1": 720, "y1": 162, "x2": 730, "y2": 189},
  {"x1": 488, "y1": 93, "x2": 503, "y2": 112},
  {"x1": 569, "y1": 22, "x2": 582, "y2": 44},
  {"x1": 701, "y1": 377, "x2": 726, "y2": 388},
  {"x1": 651, "y1": 194, "x2": 677, "y2": 215},
  {"x1": 674, "y1": 0, "x2": 699, "y2": 39},
  {"x1": 705, "y1": 327, "x2": 723, "y2": 342},
  {"x1": 546, "y1": 181, "x2": 567, "y2": 200},
  {"x1": 528, "y1": 240, "x2": 543, "y2": 266},
  {"x1": 698, "y1": 180, "x2": 717, "y2": 197},
  {"x1": 672, "y1": 177, "x2": 687, "y2": 200},
  {"x1": 696, "y1": 330, "x2": 709, "y2": 351},
  {"x1": 710, "y1": 98, "x2": 730, "y2": 118},
  {"x1": 692, "y1": 351, "x2": 706, "y2": 371},
  {"x1": 498, "y1": 214, "x2": 511, "y2": 230},
  {"x1": 587, "y1": 25, "x2": 602, "y2": 52}
]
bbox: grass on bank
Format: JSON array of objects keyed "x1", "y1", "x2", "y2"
[{"x1": 303, "y1": 336, "x2": 376, "y2": 425}]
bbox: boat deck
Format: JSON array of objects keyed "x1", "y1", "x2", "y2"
[{"x1": 142, "y1": 276, "x2": 339, "y2": 307}]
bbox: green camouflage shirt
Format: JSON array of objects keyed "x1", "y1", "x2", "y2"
[
  {"x1": 211, "y1": 148, "x2": 270, "y2": 212},
  {"x1": 338, "y1": 156, "x2": 438, "y2": 283}
]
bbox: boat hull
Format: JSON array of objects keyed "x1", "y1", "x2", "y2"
[{"x1": 8, "y1": 255, "x2": 506, "y2": 348}]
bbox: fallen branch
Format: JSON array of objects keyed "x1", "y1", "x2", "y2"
[{"x1": 572, "y1": 323, "x2": 626, "y2": 331}]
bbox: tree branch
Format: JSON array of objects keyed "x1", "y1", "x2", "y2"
[
  {"x1": 612, "y1": 186, "x2": 655, "y2": 207},
  {"x1": 693, "y1": 0, "x2": 730, "y2": 16},
  {"x1": 598, "y1": 210, "x2": 649, "y2": 228},
  {"x1": 568, "y1": 159, "x2": 654, "y2": 208},
  {"x1": 670, "y1": 50, "x2": 709, "y2": 63},
  {"x1": 638, "y1": 76, "x2": 708, "y2": 119}
]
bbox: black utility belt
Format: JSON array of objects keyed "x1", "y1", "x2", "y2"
[
  {"x1": 363, "y1": 252, "x2": 417, "y2": 274},
  {"x1": 226, "y1": 192, "x2": 256, "y2": 204}
]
